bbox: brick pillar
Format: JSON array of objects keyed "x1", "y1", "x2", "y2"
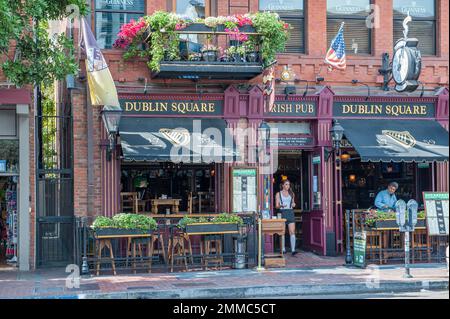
[
  {"x1": 306, "y1": 0, "x2": 327, "y2": 56},
  {"x1": 373, "y1": 0, "x2": 394, "y2": 58}
]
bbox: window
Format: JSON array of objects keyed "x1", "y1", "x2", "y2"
[
  {"x1": 259, "y1": 0, "x2": 305, "y2": 54},
  {"x1": 0, "y1": 140, "x2": 19, "y2": 174},
  {"x1": 327, "y1": 0, "x2": 371, "y2": 55},
  {"x1": 0, "y1": 109, "x2": 17, "y2": 137},
  {"x1": 95, "y1": 0, "x2": 145, "y2": 49},
  {"x1": 174, "y1": 0, "x2": 207, "y2": 19},
  {"x1": 311, "y1": 154, "x2": 321, "y2": 210},
  {"x1": 393, "y1": 0, "x2": 436, "y2": 56}
]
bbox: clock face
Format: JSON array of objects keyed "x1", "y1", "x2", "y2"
[
  {"x1": 393, "y1": 47, "x2": 410, "y2": 84},
  {"x1": 281, "y1": 70, "x2": 292, "y2": 82}
]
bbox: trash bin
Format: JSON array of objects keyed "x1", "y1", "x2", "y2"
[{"x1": 233, "y1": 236, "x2": 247, "y2": 269}]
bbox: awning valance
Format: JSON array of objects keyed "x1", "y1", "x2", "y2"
[
  {"x1": 119, "y1": 117, "x2": 239, "y2": 163},
  {"x1": 340, "y1": 120, "x2": 449, "y2": 162}
]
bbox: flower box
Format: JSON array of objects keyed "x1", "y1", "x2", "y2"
[
  {"x1": 370, "y1": 219, "x2": 427, "y2": 230},
  {"x1": 176, "y1": 23, "x2": 257, "y2": 34},
  {"x1": 184, "y1": 222, "x2": 239, "y2": 235},
  {"x1": 94, "y1": 228, "x2": 153, "y2": 237}
]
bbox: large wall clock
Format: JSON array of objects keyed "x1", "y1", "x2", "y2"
[{"x1": 392, "y1": 15, "x2": 422, "y2": 92}]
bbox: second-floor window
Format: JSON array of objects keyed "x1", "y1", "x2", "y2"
[
  {"x1": 393, "y1": 0, "x2": 436, "y2": 56},
  {"x1": 95, "y1": 0, "x2": 145, "y2": 49},
  {"x1": 327, "y1": 0, "x2": 371, "y2": 55},
  {"x1": 259, "y1": 0, "x2": 305, "y2": 54},
  {"x1": 174, "y1": 0, "x2": 208, "y2": 19}
]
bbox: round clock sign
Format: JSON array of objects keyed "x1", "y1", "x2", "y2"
[{"x1": 392, "y1": 14, "x2": 422, "y2": 92}]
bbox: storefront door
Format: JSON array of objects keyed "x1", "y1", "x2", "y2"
[{"x1": 302, "y1": 150, "x2": 327, "y2": 255}]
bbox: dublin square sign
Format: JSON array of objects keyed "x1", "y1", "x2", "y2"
[
  {"x1": 333, "y1": 102, "x2": 435, "y2": 118},
  {"x1": 120, "y1": 99, "x2": 224, "y2": 116}
]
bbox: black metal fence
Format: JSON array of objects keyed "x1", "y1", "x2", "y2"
[
  {"x1": 347, "y1": 209, "x2": 448, "y2": 265},
  {"x1": 74, "y1": 213, "x2": 258, "y2": 275}
]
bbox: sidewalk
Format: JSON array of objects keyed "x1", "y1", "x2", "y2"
[{"x1": 1, "y1": 262, "x2": 448, "y2": 299}]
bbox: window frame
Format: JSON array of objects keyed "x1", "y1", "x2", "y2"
[
  {"x1": 392, "y1": 0, "x2": 437, "y2": 56},
  {"x1": 93, "y1": 0, "x2": 146, "y2": 50},
  {"x1": 326, "y1": 0, "x2": 373, "y2": 56},
  {"x1": 258, "y1": 0, "x2": 306, "y2": 54},
  {"x1": 172, "y1": 0, "x2": 212, "y2": 18}
]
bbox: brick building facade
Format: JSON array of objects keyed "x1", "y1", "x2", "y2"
[{"x1": 1, "y1": 0, "x2": 449, "y2": 269}]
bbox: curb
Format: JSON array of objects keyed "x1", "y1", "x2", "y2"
[{"x1": 31, "y1": 280, "x2": 448, "y2": 299}]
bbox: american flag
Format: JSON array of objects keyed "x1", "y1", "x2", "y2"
[{"x1": 325, "y1": 23, "x2": 346, "y2": 71}]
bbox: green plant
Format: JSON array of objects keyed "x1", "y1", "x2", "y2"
[
  {"x1": 365, "y1": 210, "x2": 426, "y2": 228},
  {"x1": 112, "y1": 213, "x2": 157, "y2": 231},
  {"x1": 91, "y1": 216, "x2": 116, "y2": 230},
  {"x1": 212, "y1": 213, "x2": 244, "y2": 225},
  {"x1": 251, "y1": 12, "x2": 290, "y2": 66},
  {"x1": 0, "y1": 0, "x2": 88, "y2": 86},
  {"x1": 136, "y1": 11, "x2": 181, "y2": 72},
  {"x1": 188, "y1": 53, "x2": 202, "y2": 61},
  {"x1": 226, "y1": 45, "x2": 245, "y2": 56},
  {"x1": 201, "y1": 44, "x2": 219, "y2": 52},
  {"x1": 178, "y1": 216, "x2": 210, "y2": 228}
]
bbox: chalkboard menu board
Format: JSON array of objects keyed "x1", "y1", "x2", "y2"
[
  {"x1": 423, "y1": 192, "x2": 449, "y2": 236},
  {"x1": 231, "y1": 168, "x2": 258, "y2": 213}
]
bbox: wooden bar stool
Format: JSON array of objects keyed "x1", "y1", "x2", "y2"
[
  {"x1": 201, "y1": 235, "x2": 223, "y2": 270},
  {"x1": 168, "y1": 232, "x2": 188, "y2": 272},
  {"x1": 96, "y1": 239, "x2": 117, "y2": 276}
]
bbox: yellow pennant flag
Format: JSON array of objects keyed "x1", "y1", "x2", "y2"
[{"x1": 80, "y1": 17, "x2": 120, "y2": 108}]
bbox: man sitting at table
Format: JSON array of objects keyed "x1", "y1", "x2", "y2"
[{"x1": 374, "y1": 182, "x2": 398, "y2": 211}]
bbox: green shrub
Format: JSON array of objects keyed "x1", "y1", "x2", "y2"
[
  {"x1": 112, "y1": 213, "x2": 158, "y2": 231},
  {"x1": 212, "y1": 213, "x2": 244, "y2": 225},
  {"x1": 178, "y1": 216, "x2": 210, "y2": 229},
  {"x1": 91, "y1": 216, "x2": 116, "y2": 230}
]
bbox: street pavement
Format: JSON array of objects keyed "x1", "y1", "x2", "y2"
[{"x1": 0, "y1": 262, "x2": 448, "y2": 299}]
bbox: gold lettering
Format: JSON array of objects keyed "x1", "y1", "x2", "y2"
[
  {"x1": 160, "y1": 102, "x2": 168, "y2": 112},
  {"x1": 125, "y1": 102, "x2": 134, "y2": 112},
  {"x1": 308, "y1": 104, "x2": 314, "y2": 114},
  {"x1": 342, "y1": 104, "x2": 352, "y2": 114},
  {"x1": 201, "y1": 103, "x2": 207, "y2": 113},
  {"x1": 420, "y1": 105, "x2": 427, "y2": 115}
]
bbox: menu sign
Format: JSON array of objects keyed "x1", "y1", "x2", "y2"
[
  {"x1": 120, "y1": 99, "x2": 224, "y2": 116},
  {"x1": 423, "y1": 192, "x2": 449, "y2": 236},
  {"x1": 353, "y1": 231, "x2": 367, "y2": 268},
  {"x1": 333, "y1": 102, "x2": 435, "y2": 118},
  {"x1": 270, "y1": 135, "x2": 314, "y2": 147},
  {"x1": 232, "y1": 168, "x2": 258, "y2": 213}
]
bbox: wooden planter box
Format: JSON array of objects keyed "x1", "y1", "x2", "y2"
[
  {"x1": 262, "y1": 219, "x2": 286, "y2": 234},
  {"x1": 370, "y1": 219, "x2": 427, "y2": 230},
  {"x1": 93, "y1": 228, "x2": 152, "y2": 237},
  {"x1": 184, "y1": 222, "x2": 239, "y2": 235}
]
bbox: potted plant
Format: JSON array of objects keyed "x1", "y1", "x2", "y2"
[
  {"x1": 188, "y1": 52, "x2": 202, "y2": 61},
  {"x1": 201, "y1": 44, "x2": 219, "y2": 62},
  {"x1": 226, "y1": 46, "x2": 246, "y2": 63},
  {"x1": 91, "y1": 214, "x2": 157, "y2": 236},
  {"x1": 179, "y1": 213, "x2": 243, "y2": 235},
  {"x1": 244, "y1": 39, "x2": 259, "y2": 63}
]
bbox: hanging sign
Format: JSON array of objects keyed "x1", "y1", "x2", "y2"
[
  {"x1": 353, "y1": 231, "x2": 367, "y2": 268},
  {"x1": 423, "y1": 192, "x2": 449, "y2": 236}
]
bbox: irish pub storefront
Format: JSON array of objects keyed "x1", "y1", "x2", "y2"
[{"x1": 96, "y1": 86, "x2": 448, "y2": 267}]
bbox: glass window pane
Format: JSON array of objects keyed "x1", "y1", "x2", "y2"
[
  {"x1": 259, "y1": 0, "x2": 304, "y2": 16},
  {"x1": 282, "y1": 17, "x2": 304, "y2": 53},
  {"x1": 0, "y1": 110, "x2": 16, "y2": 137},
  {"x1": 0, "y1": 140, "x2": 19, "y2": 173},
  {"x1": 95, "y1": 12, "x2": 142, "y2": 49},
  {"x1": 95, "y1": 0, "x2": 145, "y2": 12},
  {"x1": 393, "y1": 20, "x2": 436, "y2": 55},
  {"x1": 393, "y1": 0, "x2": 435, "y2": 19},
  {"x1": 176, "y1": 0, "x2": 206, "y2": 19},
  {"x1": 327, "y1": 19, "x2": 370, "y2": 55},
  {"x1": 327, "y1": 0, "x2": 370, "y2": 16}
]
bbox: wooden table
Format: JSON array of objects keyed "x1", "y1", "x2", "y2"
[
  {"x1": 262, "y1": 219, "x2": 286, "y2": 268},
  {"x1": 151, "y1": 199, "x2": 181, "y2": 214}
]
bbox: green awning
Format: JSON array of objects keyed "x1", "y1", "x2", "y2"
[
  {"x1": 119, "y1": 117, "x2": 239, "y2": 163},
  {"x1": 340, "y1": 120, "x2": 449, "y2": 162}
]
